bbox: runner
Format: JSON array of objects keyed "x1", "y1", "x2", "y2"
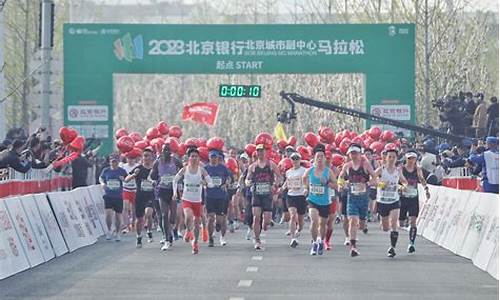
[
  {"x1": 99, "y1": 154, "x2": 128, "y2": 242},
  {"x1": 399, "y1": 150, "x2": 430, "y2": 253},
  {"x1": 125, "y1": 148, "x2": 156, "y2": 248},
  {"x1": 282, "y1": 152, "x2": 307, "y2": 248},
  {"x1": 303, "y1": 145, "x2": 337, "y2": 256},
  {"x1": 150, "y1": 143, "x2": 183, "y2": 250},
  {"x1": 238, "y1": 154, "x2": 254, "y2": 241},
  {"x1": 338, "y1": 144, "x2": 376, "y2": 257},
  {"x1": 119, "y1": 153, "x2": 139, "y2": 233},
  {"x1": 364, "y1": 148, "x2": 379, "y2": 224},
  {"x1": 245, "y1": 144, "x2": 282, "y2": 250},
  {"x1": 173, "y1": 148, "x2": 214, "y2": 254},
  {"x1": 374, "y1": 148, "x2": 408, "y2": 258},
  {"x1": 325, "y1": 160, "x2": 340, "y2": 251},
  {"x1": 204, "y1": 150, "x2": 231, "y2": 247}
]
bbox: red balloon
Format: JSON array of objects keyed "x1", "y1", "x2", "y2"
[
  {"x1": 126, "y1": 148, "x2": 143, "y2": 159},
  {"x1": 59, "y1": 127, "x2": 78, "y2": 145},
  {"x1": 348, "y1": 131, "x2": 358, "y2": 140},
  {"x1": 304, "y1": 132, "x2": 319, "y2": 148},
  {"x1": 151, "y1": 137, "x2": 165, "y2": 153},
  {"x1": 300, "y1": 160, "x2": 311, "y2": 168},
  {"x1": 117, "y1": 136, "x2": 135, "y2": 153},
  {"x1": 325, "y1": 150, "x2": 332, "y2": 160},
  {"x1": 278, "y1": 157, "x2": 293, "y2": 173},
  {"x1": 351, "y1": 136, "x2": 364, "y2": 146},
  {"x1": 245, "y1": 144, "x2": 257, "y2": 156},
  {"x1": 207, "y1": 137, "x2": 225, "y2": 151},
  {"x1": 297, "y1": 145, "x2": 311, "y2": 161},
  {"x1": 287, "y1": 136, "x2": 297, "y2": 147},
  {"x1": 69, "y1": 135, "x2": 85, "y2": 152},
  {"x1": 226, "y1": 157, "x2": 239, "y2": 175},
  {"x1": 165, "y1": 137, "x2": 180, "y2": 153},
  {"x1": 177, "y1": 143, "x2": 187, "y2": 157},
  {"x1": 115, "y1": 128, "x2": 129, "y2": 140},
  {"x1": 157, "y1": 121, "x2": 169, "y2": 135},
  {"x1": 364, "y1": 137, "x2": 374, "y2": 149},
  {"x1": 185, "y1": 138, "x2": 198, "y2": 148},
  {"x1": 277, "y1": 139, "x2": 288, "y2": 150},
  {"x1": 134, "y1": 140, "x2": 148, "y2": 150},
  {"x1": 146, "y1": 127, "x2": 160, "y2": 140},
  {"x1": 384, "y1": 142, "x2": 398, "y2": 152},
  {"x1": 197, "y1": 146, "x2": 209, "y2": 161},
  {"x1": 129, "y1": 132, "x2": 142, "y2": 143},
  {"x1": 198, "y1": 138, "x2": 207, "y2": 148},
  {"x1": 319, "y1": 127, "x2": 335, "y2": 144},
  {"x1": 381, "y1": 130, "x2": 396, "y2": 142},
  {"x1": 255, "y1": 132, "x2": 273, "y2": 148},
  {"x1": 331, "y1": 154, "x2": 345, "y2": 167},
  {"x1": 369, "y1": 127, "x2": 382, "y2": 140},
  {"x1": 339, "y1": 139, "x2": 352, "y2": 155},
  {"x1": 169, "y1": 125, "x2": 182, "y2": 138},
  {"x1": 370, "y1": 141, "x2": 385, "y2": 154},
  {"x1": 325, "y1": 144, "x2": 335, "y2": 153}
]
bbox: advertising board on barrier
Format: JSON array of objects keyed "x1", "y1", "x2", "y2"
[
  {"x1": 32, "y1": 194, "x2": 69, "y2": 257},
  {"x1": 74, "y1": 187, "x2": 105, "y2": 238},
  {"x1": 86, "y1": 185, "x2": 107, "y2": 232},
  {"x1": 69, "y1": 189, "x2": 98, "y2": 245},
  {"x1": 0, "y1": 200, "x2": 30, "y2": 280},
  {"x1": 4, "y1": 197, "x2": 45, "y2": 267},
  {"x1": 19, "y1": 195, "x2": 55, "y2": 262},
  {"x1": 472, "y1": 199, "x2": 498, "y2": 271}
]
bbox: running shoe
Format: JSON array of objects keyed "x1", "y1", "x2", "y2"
[
  {"x1": 254, "y1": 241, "x2": 263, "y2": 251},
  {"x1": 285, "y1": 230, "x2": 291, "y2": 236},
  {"x1": 147, "y1": 231, "x2": 153, "y2": 243},
  {"x1": 295, "y1": 230, "x2": 301, "y2": 238},
  {"x1": 106, "y1": 231, "x2": 113, "y2": 241},
  {"x1": 121, "y1": 228, "x2": 128, "y2": 234},
  {"x1": 192, "y1": 241, "x2": 199, "y2": 255},
  {"x1": 173, "y1": 230, "x2": 180, "y2": 241},
  {"x1": 334, "y1": 216, "x2": 341, "y2": 224},
  {"x1": 407, "y1": 243, "x2": 415, "y2": 254},
  {"x1": 216, "y1": 223, "x2": 221, "y2": 232},
  {"x1": 220, "y1": 236, "x2": 227, "y2": 246},
  {"x1": 208, "y1": 236, "x2": 215, "y2": 247},
  {"x1": 310, "y1": 242, "x2": 318, "y2": 256},
  {"x1": 136, "y1": 236, "x2": 143, "y2": 248},
  {"x1": 202, "y1": 228, "x2": 209, "y2": 242},
  {"x1": 344, "y1": 237, "x2": 350, "y2": 246},
  {"x1": 387, "y1": 247, "x2": 396, "y2": 258},
  {"x1": 160, "y1": 238, "x2": 165, "y2": 245},
  {"x1": 245, "y1": 228, "x2": 252, "y2": 240},
  {"x1": 161, "y1": 242, "x2": 171, "y2": 251},
  {"x1": 350, "y1": 247, "x2": 359, "y2": 257},
  {"x1": 184, "y1": 231, "x2": 194, "y2": 243},
  {"x1": 229, "y1": 223, "x2": 235, "y2": 233},
  {"x1": 115, "y1": 233, "x2": 121, "y2": 242},
  {"x1": 362, "y1": 227, "x2": 368, "y2": 234},
  {"x1": 317, "y1": 241, "x2": 324, "y2": 255},
  {"x1": 290, "y1": 239, "x2": 299, "y2": 248},
  {"x1": 324, "y1": 240, "x2": 332, "y2": 251}
]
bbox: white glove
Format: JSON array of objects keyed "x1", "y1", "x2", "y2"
[{"x1": 43, "y1": 164, "x2": 54, "y2": 174}]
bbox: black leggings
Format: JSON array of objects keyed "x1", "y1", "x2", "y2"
[{"x1": 158, "y1": 189, "x2": 176, "y2": 241}]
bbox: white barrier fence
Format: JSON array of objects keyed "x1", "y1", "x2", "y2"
[
  {"x1": 417, "y1": 185, "x2": 499, "y2": 279},
  {"x1": 0, "y1": 185, "x2": 105, "y2": 280}
]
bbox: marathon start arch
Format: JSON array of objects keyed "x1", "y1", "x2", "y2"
[{"x1": 64, "y1": 24, "x2": 415, "y2": 153}]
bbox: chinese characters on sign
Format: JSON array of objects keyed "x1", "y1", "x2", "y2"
[
  {"x1": 67, "y1": 105, "x2": 109, "y2": 122},
  {"x1": 370, "y1": 105, "x2": 411, "y2": 121}
]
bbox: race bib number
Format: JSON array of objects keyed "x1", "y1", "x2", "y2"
[
  {"x1": 310, "y1": 184, "x2": 325, "y2": 195},
  {"x1": 403, "y1": 186, "x2": 418, "y2": 198},
  {"x1": 379, "y1": 185, "x2": 398, "y2": 202},
  {"x1": 329, "y1": 189, "x2": 336, "y2": 198},
  {"x1": 350, "y1": 183, "x2": 366, "y2": 195},
  {"x1": 107, "y1": 179, "x2": 121, "y2": 190},
  {"x1": 288, "y1": 177, "x2": 302, "y2": 191},
  {"x1": 141, "y1": 181, "x2": 154, "y2": 192},
  {"x1": 212, "y1": 177, "x2": 223, "y2": 187},
  {"x1": 255, "y1": 183, "x2": 271, "y2": 195},
  {"x1": 185, "y1": 183, "x2": 201, "y2": 193},
  {"x1": 160, "y1": 175, "x2": 174, "y2": 186}
]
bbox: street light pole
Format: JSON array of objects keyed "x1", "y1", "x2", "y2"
[
  {"x1": 40, "y1": 0, "x2": 54, "y2": 132},
  {"x1": 424, "y1": 0, "x2": 431, "y2": 126}
]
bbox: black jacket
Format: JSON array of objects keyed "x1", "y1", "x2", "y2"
[{"x1": 0, "y1": 150, "x2": 32, "y2": 173}]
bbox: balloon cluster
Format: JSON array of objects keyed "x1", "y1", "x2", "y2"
[{"x1": 59, "y1": 127, "x2": 85, "y2": 152}]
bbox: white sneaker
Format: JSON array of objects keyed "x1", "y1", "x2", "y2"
[
  {"x1": 115, "y1": 234, "x2": 121, "y2": 242},
  {"x1": 344, "y1": 237, "x2": 350, "y2": 246},
  {"x1": 220, "y1": 236, "x2": 227, "y2": 246},
  {"x1": 106, "y1": 231, "x2": 113, "y2": 240},
  {"x1": 161, "y1": 242, "x2": 171, "y2": 251},
  {"x1": 295, "y1": 230, "x2": 301, "y2": 238},
  {"x1": 285, "y1": 230, "x2": 291, "y2": 236},
  {"x1": 245, "y1": 228, "x2": 252, "y2": 240}
]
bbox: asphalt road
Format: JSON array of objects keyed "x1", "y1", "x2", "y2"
[{"x1": 0, "y1": 222, "x2": 497, "y2": 300}]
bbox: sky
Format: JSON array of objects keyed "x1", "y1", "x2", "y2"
[{"x1": 88, "y1": 0, "x2": 499, "y2": 13}]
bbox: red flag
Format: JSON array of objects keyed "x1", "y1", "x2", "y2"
[{"x1": 182, "y1": 102, "x2": 219, "y2": 126}]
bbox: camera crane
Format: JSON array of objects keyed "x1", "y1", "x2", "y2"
[{"x1": 279, "y1": 91, "x2": 473, "y2": 144}]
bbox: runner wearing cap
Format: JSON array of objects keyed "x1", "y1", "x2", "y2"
[
  {"x1": 399, "y1": 150, "x2": 430, "y2": 253},
  {"x1": 245, "y1": 144, "x2": 282, "y2": 250},
  {"x1": 283, "y1": 152, "x2": 307, "y2": 248},
  {"x1": 150, "y1": 144, "x2": 183, "y2": 250},
  {"x1": 204, "y1": 150, "x2": 231, "y2": 247},
  {"x1": 374, "y1": 148, "x2": 408, "y2": 258},
  {"x1": 124, "y1": 148, "x2": 156, "y2": 248},
  {"x1": 338, "y1": 144, "x2": 376, "y2": 257},
  {"x1": 303, "y1": 144, "x2": 337, "y2": 256},
  {"x1": 173, "y1": 148, "x2": 214, "y2": 254},
  {"x1": 119, "y1": 155, "x2": 139, "y2": 233},
  {"x1": 100, "y1": 154, "x2": 128, "y2": 241}
]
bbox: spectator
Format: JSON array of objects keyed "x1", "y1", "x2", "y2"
[
  {"x1": 487, "y1": 96, "x2": 498, "y2": 136},
  {"x1": 472, "y1": 95, "x2": 488, "y2": 138},
  {"x1": 446, "y1": 145, "x2": 469, "y2": 168},
  {"x1": 469, "y1": 137, "x2": 499, "y2": 194},
  {"x1": 71, "y1": 153, "x2": 93, "y2": 189},
  {"x1": 417, "y1": 141, "x2": 437, "y2": 177},
  {"x1": 0, "y1": 140, "x2": 32, "y2": 173},
  {"x1": 464, "y1": 92, "x2": 477, "y2": 137}
]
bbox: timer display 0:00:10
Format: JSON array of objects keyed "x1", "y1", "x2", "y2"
[{"x1": 219, "y1": 85, "x2": 261, "y2": 98}]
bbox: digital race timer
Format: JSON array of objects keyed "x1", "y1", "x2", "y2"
[{"x1": 218, "y1": 84, "x2": 261, "y2": 98}]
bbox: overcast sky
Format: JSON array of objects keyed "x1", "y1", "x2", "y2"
[{"x1": 89, "y1": 0, "x2": 499, "y2": 13}]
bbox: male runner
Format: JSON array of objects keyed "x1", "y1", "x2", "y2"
[{"x1": 119, "y1": 153, "x2": 139, "y2": 233}]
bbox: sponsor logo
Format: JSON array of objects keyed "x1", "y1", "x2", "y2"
[{"x1": 114, "y1": 33, "x2": 144, "y2": 62}]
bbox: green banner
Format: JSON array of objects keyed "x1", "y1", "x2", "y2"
[{"x1": 64, "y1": 24, "x2": 415, "y2": 153}]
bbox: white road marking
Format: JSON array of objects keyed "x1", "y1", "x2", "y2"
[
  {"x1": 229, "y1": 298, "x2": 245, "y2": 300},
  {"x1": 246, "y1": 266, "x2": 258, "y2": 272},
  {"x1": 251, "y1": 256, "x2": 263, "y2": 261},
  {"x1": 238, "y1": 280, "x2": 253, "y2": 287}
]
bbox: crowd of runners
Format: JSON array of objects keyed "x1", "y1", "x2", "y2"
[{"x1": 98, "y1": 128, "x2": 431, "y2": 258}]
